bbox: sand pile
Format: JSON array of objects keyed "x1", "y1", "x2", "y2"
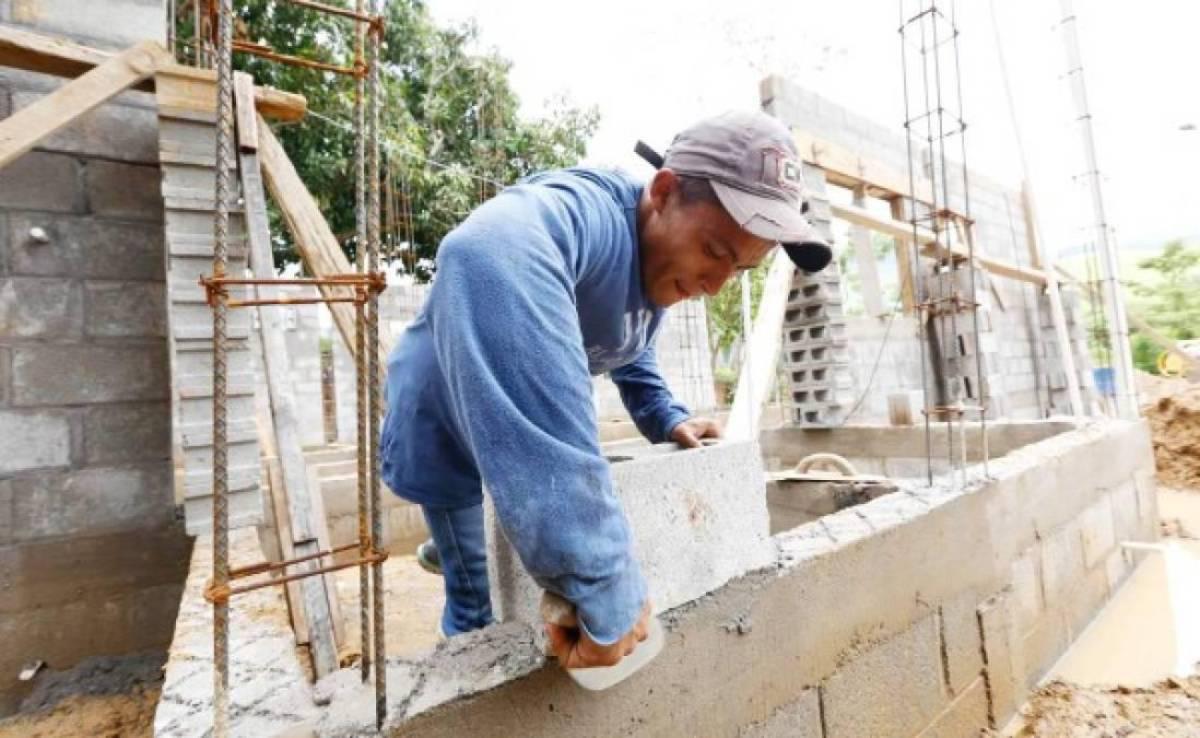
[
  {"x1": 1141, "y1": 378, "x2": 1200, "y2": 490},
  {"x1": 1012, "y1": 677, "x2": 1200, "y2": 737}
]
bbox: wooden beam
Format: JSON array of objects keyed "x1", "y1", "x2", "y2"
[
  {"x1": 889, "y1": 198, "x2": 918, "y2": 313},
  {"x1": 0, "y1": 24, "x2": 305, "y2": 121},
  {"x1": 0, "y1": 40, "x2": 169, "y2": 169},
  {"x1": 831, "y1": 200, "x2": 1049, "y2": 287},
  {"x1": 791, "y1": 128, "x2": 939, "y2": 208},
  {"x1": 850, "y1": 185, "x2": 885, "y2": 317},
  {"x1": 257, "y1": 114, "x2": 392, "y2": 360},
  {"x1": 238, "y1": 77, "x2": 342, "y2": 676}
]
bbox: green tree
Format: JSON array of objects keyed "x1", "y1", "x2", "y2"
[
  {"x1": 178, "y1": 1, "x2": 598, "y2": 274},
  {"x1": 1129, "y1": 240, "x2": 1200, "y2": 340},
  {"x1": 706, "y1": 263, "x2": 769, "y2": 355}
]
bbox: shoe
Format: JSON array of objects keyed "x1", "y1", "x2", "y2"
[{"x1": 416, "y1": 539, "x2": 442, "y2": 576}]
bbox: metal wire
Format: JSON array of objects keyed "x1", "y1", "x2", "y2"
[
  {"x1": 366, "y1": 5, "x2": 387, "y2": 728},
  {"x1": 211, "y1": 0, "x2": 234, "y2": 733}
]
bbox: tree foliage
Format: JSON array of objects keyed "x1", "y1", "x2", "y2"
[
  {"x1": 178, "y1": 0, "x2": 598, "y2": 276},
  {"x1": 1126, "y1": 239, "x2": 1200, "y2": 372}
]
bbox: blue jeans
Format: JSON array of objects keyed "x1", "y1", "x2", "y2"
[{"x1": 422, "y1": 504, "x2": 494, "y2": 636}]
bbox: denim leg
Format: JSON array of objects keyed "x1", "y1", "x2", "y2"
[{"x1": 421, "y1": 504, "x2": 494, "y2": 636}]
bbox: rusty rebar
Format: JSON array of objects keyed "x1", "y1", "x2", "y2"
[
  {"x1": 232, "y1": 39, "x2": 362, "y2": 77},
  {"x1": 366, "y1": 7, "x2": 386, "y2": 728},
  {"x1": 354, "y1": 0, "x2": 372, "y2": 687}
]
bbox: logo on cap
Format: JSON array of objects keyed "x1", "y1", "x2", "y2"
[{"x1": 762, "y1": 147, "x2": 803, "y2": 196}]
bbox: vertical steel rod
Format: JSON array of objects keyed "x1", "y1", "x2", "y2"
[
  {"x1": 366, "y1": 4, "x2": 387, "y2": 728},
  {"x1": 353, "y1": 0, "x2": 371, "y2": 685},
  {"x1": 211, "y1": 0, "x2": 234, "y2": 734}
]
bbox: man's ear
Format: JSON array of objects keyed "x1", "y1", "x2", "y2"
[{"x1": 648, "y1": 168, "x2": 679, "y2": 214}]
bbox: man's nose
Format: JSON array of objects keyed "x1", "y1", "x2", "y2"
[{"x1": 703, "y1": 264, "x2": 736, "y2": 296}]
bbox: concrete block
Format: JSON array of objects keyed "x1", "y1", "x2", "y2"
[
  {"x1": 85, "y1": 160, "x2": 162, "y2": 221},
  {"x1": 0, "y1": 151, "x2": 82, "y2": 212},
  {"x1": 1133, "y1": 466, "x2": 1158, "y2": 539},
  {"x1": 940, "y1": 590, "x2": 983, "y2": 696},
  {"x1": 914, "y1": 676, "x2": 988, "y2": 738},
  {"x1": 6, "y1": 463, "x2": 173, "y2": 541},
  {"x1": 822, "y1": 614, "x2": 945, "y2": 738},
  {"x1": 1104, "y1": 548, "x2": 1134, "y2": 593},
  {"x1": 1039, "y1": 522, "x2": 1084, "y2": 610},
  {"x1": 83, "y1": 401, "x2": 171, "y2": 464},
  {"x1": 3, "y1": 0, "x2": 166, "y2": 49},
  {"x1": 84, "y1": 281, "x2": 166, "y2": 338},
  {"x1": 486, "y1": 440, "x2": 773, "y2": 626},
  {"x1": 977, "y1": 594, "x2": 1020, "y2": 729},
  {"x1": 9, "y1": 87, "x2": 158, "y2": 164},
  {"x1": 5, "y1": 214, "x2": 165, "y2": 280},
  {"x1": 0, "y1": 277, "x2": 81, "y2": 338},
  {"x1": 1009, "y1": 545, "x2": 1043, "y2": 634},
  {"x1": 1020, "y1": 610, "x2": 1067, "y2": 689},
  {"x1": 855, "y1": 491, "x2": 929, "y2": 533},
  {"x1": 0, "y1": 408, "x2": 71, "y2": 474},
  {"x1": 1062, "y1": 565, "x2": 1110, "y2": 640},
  {"x1": 1109, "y1": 479, "x2": 1140, "y2": 545},
  {"x1": 12, "y1": 343, "x2": 168, "y2": 405},
  {"x1": 1079, "y1": 494, "x2": 1116, "y2": 569},
  {"x1": 738, "y1": 688, "x2": 822, "y2": 738}
]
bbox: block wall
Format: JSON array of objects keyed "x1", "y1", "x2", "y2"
[{"x1": 0, "y1": 2, "x2": 190, "y2": 716}]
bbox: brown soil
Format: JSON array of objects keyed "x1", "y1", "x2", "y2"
[
  {"x1": 1012, "y1": 677, "x2": 1200, "y2": 737},
  {"x1": 1139, "y1": 372, "x2": 1200, "y2": 490}
]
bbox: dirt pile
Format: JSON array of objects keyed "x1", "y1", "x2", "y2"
[
  {"x1": 1142, "y1": 379, "x2": 1200, "y2": 490},
  {"x1": 1013, "y1": 677, "x2": 1200, "y2": 737}
]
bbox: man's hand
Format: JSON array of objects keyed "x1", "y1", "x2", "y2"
[
  {"x1": 670, "y1": 416, "x2": 722, "y2": 448},
  {"x1": 545, "y1": 600, "x2": 652, "y2": 669}
]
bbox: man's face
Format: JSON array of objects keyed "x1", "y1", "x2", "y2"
[{"x1": 638, "y1": 170, "x2": 775, "y2": 307}]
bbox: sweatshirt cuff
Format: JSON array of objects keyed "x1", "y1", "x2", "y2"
[
  {"x1": 574, "y1": 555, "x2": 648, "y2": 646},
  {"x1": 661, "y1": 410, "x2": 692, "y2": 444}
]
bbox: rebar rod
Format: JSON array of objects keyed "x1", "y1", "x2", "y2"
[
  {"x1": 366, "y1": 5, "x2": 386, "y2": 728},
  {"x1": 899, "y1": 1, "x2": 934, "y2": 485},
  {"x1": 354, "y1": 0, "x2": 371, "y2": 686},
  {"x1": 211, "y1": 0, "x2": 234, "y2": 733}
]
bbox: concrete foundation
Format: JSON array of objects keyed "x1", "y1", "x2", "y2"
[{"x1": 153, "y1": 418, "x2": 1157, "y2": 737}]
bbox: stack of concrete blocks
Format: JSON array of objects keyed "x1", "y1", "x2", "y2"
[
  {"x1": 484, "y1": 440, "x2": 775, "y2": 628},
  {"x1": 155, "y1": 77, "x2": 262, "y2": 534},
  {"x1": 779, "y1": 163, "x2": 855, "y2": 427},
  {"x1": 924, "y1": 264, "x2": 1009, "y2": 419},
  {"x1": 0, "y1": 2, "x2": 193, "y2": 715}
]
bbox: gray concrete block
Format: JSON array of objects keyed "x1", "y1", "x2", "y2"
[
  {"x1": 3, "y1": 0, "x2": 166, "y2": 49},
  {"x1": 914, "y1": 676, "x2": 988, "y2": 738},
  {"x1": 0, "y1": 151, "x2": 82, "y2": 212},
  {"x1": 1134, "y1": 466, "x2": 1159, "y2": 539},
  {"x1": 9, "y1": 87, "x2": 159, "y2": 164},
  {"x1": 940, "y1": 590, "x2": 983, "y2": 696},
  {"x1": 977, "y1": 594, "x2": 1020, "y2": 729},
  {"x1": 5, "y1": 214, "x2": 165, "y2": 280},
  {"x1": 1039, "y1": 522, "x2": 1084, "y2": 610},
  {"x1": 738, "y1": 688, "x2": 821, "y2": 738},
  {"x1": 1020, "y1": 610, "x2": 1067, "y2": 689},
  {"x1": 1009, "y1": 545, "x2": 1043, "y2": 636},
  {"x1": 12, "y1": 343, "x2": 168, "y2": 406},
  {"x1": 6, "y1": 463, "x2": 173, "y2": 541},
  {"x1": 1110, "y1": 479, "x2": 1140, "y2": 544},
  {"x1": 486, "y1": 440, "x2": 774, "y2": 626},
  {"x1": 1062, "y1": 564, "x2": 1110, "y2": 640},
  {"x1": 0, "y1": 277, "x2": 81, "y2": 338},
  {"x1": 84, "y1": 281, "x2": 166, "y2": 338},
  {"x1": 822, "y1": 614, "x2": 945, "y2": 738},
  {"x1": 1079, "y1": 494, "x2": 1116, "y2": 569},
  {"x1": 83, "y1": 401, "x2": 171, "y2": 464},
  {"x1": 85, "y1": 160, "x2": 162, "y2": 221},
  {"x1": 0, "y1": 408, "x2": 71, "y2": 474},
  {"x1": 0, "y1": 346, "x2": 9, "y2": 406}
]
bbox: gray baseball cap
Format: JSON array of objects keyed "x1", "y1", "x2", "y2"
[{"x1": 637, "y1": 110, "x2": 832, "y2": 273}]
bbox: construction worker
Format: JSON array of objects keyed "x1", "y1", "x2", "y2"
[{"x1": 380, "y1": 110, "x2": 831, "y2": 669}]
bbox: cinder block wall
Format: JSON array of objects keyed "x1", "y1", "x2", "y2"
[
  {"x1": 761, "y1": 76, "x2": 1097, "y2": 422},
  {"x1": 0, "y1": 2, "x2": 191, "y2": 715}
]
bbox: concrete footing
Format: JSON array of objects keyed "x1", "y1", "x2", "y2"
[{"x1": 153, "y1": 418, "x2": 1158, "y2": 737}]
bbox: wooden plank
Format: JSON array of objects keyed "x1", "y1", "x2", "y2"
[
  {"x1": 238, "y1": 82, "x2": 340, "y2": 674},
  {"x1": 0, "y1": 24, "x2": 305, "y2": 121},
  {"x1": 233, "y1": 72, "x2": 259, "y2": 151},
  {"x1": 791, "y1": 127, "x2": 939, "y2": 207},
  {"x1": 889, "y1": 198, "x2": 918, "y2": 314},
  {"x1": 834, "y1": 200, "x2": 1049, "y2": 287},
  {"x1": 1020, "y1": 180, "x2": 1042, "y2": 270},
  {"x1": 850, "y1": 186, "x2": 885, "y2": 317},
  {"x1": 0, "y1": 39, "x2": 168, "y2": 169},
  {"x1": 725, "y1": 248, "x2": 795, "y2": 441},
  {"x1": 257, "y1": 115, "x2": 392, "y2": 360}
]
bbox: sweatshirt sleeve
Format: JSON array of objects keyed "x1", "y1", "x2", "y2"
[
  {"x1": 609, "y1": 345, "x2": 692, "y2": 443},
  {"x1": 425, "y1": 222, "x2": 647, "y2": 646}
]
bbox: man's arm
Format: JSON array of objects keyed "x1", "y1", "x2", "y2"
[{"x1": 427, "y1": 222, "x2": 646, "y2": 647}]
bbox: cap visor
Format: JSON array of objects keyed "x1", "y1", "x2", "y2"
[{"x1": 711, "y1": 180, "x2": 814, "y2": 244}]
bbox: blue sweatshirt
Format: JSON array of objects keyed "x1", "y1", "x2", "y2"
[{"x1": 379, "y1": 168, "x2": 691, "y2": 645}]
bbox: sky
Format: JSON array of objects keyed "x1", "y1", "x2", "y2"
[{"x1": 424, "y1": 0, "x2": 1200, "y2": 259}]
